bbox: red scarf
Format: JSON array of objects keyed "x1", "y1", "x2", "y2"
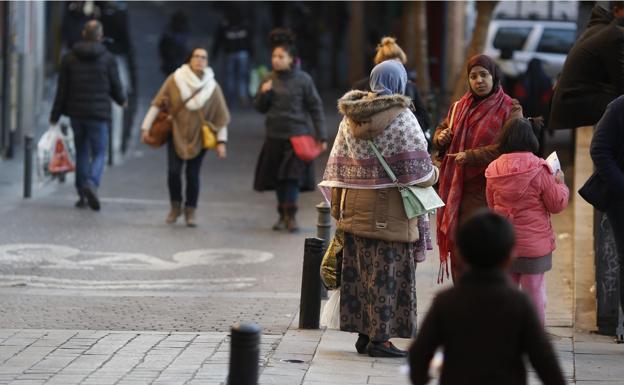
[{"x1": 436, "y1": 86, "x2": 514, "y2": 281}]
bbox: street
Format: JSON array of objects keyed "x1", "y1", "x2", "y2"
[{"x1": 0, "y1": 2, "x2": 622, "y2": 384}]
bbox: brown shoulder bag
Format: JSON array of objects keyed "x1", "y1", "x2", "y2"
[{"x1": 145, "y1": 86, "x2": 204, "y2": 148}]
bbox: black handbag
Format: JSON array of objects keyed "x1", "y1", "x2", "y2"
[
  {"x1": 578, "y1": 148, "x2": 624, "y2": 212},
  {"x1": 578, "y1": 172, "x2": 611, "y2": 212}
]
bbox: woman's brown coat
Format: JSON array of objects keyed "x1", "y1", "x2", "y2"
[{"x1": 152, "y1": 75, "x2": 230, "y2": 160}]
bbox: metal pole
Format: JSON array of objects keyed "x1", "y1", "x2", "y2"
[
  {"x1": 23, "y1": 134, "x2": 32, "y2": 198},
  {"x1": 316, "y1": 201, "x2": 331, "y2": 299},
  {"x1": 299, "y1": 237, "x2": 324, "y2": 329},
  {"x1": 107, "y1": 119, "x2": 113, "y2": 166},
  {"x1": 228, "y1": 322, "x2": 261, "y2": 385}
]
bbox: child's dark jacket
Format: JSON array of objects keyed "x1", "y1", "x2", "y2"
[{"x1": 409, "y1": 269, "x2": 565, "y2": 385}]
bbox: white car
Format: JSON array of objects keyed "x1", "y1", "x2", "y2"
[{"x1": 484, "y1": 19, "x2": 577, "y2": 80}]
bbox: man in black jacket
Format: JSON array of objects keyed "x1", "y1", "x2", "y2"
[
  {"x1": 549, "y1": 2, "x2": 624, "y2": 130},
  {"x1": 590, "y1": 95, "x2": 624, "y2": 318},
  {"x1": 50, "y1": 20, "x2": 126, "y2": 211}
]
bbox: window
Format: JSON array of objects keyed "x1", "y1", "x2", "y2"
[
  {"x1": 493, "y1": 27, "x2": 532, "y2": 51},
  {"x1": 536, "y1": 28, "x2": 575, "y2": 54}
]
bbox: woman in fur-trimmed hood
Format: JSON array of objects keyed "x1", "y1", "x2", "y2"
[{"x1": 320, "y1": 60, "x2": 438, "y2": 358}]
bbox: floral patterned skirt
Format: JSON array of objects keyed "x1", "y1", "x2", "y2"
[{"x1": 340, "y1": 232, "x2": 418, "y2": 341}]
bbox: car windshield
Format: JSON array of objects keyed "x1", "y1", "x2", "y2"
[
  {"x1": 536, "y1": 28, "x2": 576, "y2": 54},
  {"x1": 493, "y1": 26, "x2": 532, "y2": 51}
]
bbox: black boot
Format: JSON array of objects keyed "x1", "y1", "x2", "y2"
[
  {"x1": 284, "y1": 204, "x2": 299, "y2": 233},
  {"x1": 355, "y1": 334, "x2": 370, "y2": 354},
  {"x1": 272, "y1": 204, "x2": 287, "y2": 231}
]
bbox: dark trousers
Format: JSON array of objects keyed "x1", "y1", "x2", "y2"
[
  {"x1": 167, "y1": 141, "x2": 206, "y2": 208},
  {"x1": 606, "y1": 203, "x2": 624, "y2": 316},
  {"x1": 276, "y1": 180, "x2": 299, "y2": 205},
  {"x1": 70, "y1": 118, "x2": 108, "y2": 197}
]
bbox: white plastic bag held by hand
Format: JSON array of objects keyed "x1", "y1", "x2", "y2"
[
  {"x1": 320, "y1": 290, "x2": 341, "y2": 330},
  {"x1": 37, "y1": 124, "x2": 61, "y2": 180}
]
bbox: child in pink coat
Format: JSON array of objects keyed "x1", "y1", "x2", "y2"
[{"x1": 485, "y1": 118, "x2": 569, "y2": 324}]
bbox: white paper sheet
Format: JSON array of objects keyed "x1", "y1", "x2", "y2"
[{"x1": 546, "y1": 151, "x2": 561, "y2": 174}]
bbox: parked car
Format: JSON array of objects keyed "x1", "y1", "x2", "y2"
[{"x1": 484, "y1": 19, "x2": 577, "y2": 80}]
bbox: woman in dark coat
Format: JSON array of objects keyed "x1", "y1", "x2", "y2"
[{"x1": 253, "y1": 29, "x2": 327, "y2": 232}]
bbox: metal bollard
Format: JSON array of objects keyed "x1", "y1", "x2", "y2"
[
  {"x1": 316, "y1": 201, "x2": 332, "y2": 245},
  {"x1": 316, "y1": 201, "x2": 331, "y2": 299},
  {"x1": 228, "y1": 322, "x2": 261, "y2": 385},
  {"x1": 299, "y1": 237, "x2": 324, "y2": 329},
  {"x1": 23, "y1": 135, "x2": 33, "y2": 198}
]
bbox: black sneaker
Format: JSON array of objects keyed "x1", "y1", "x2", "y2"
[
  {"x1": 82, "y1": 186, "x2": 100, "y2": 211},
  {"x1": 75, "y1": 197, "x2": 87, "y2": 209},
  {"x1": 367, "y1": 341, "x2": 407, "y2": 358}
]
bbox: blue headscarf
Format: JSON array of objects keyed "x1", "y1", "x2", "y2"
[{"x1": 369, "y1": 59, "x2": 408, "y2": 96}]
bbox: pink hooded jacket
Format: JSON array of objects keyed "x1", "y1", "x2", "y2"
[{"x1": 485, "y1": 152, "x2": 569, "y2": 258}]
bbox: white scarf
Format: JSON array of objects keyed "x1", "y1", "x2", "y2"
[{"x1": 173, "y1": 64, "x2": 217, "y2": 111}]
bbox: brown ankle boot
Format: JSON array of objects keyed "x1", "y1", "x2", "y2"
[
  {"x1": 184, "y1": 207, "x2": 197, "y2": 227},
  {"x1": 272, "y1": 204, "x2": 287, "y2": 231},
  {"x1": 284, "y1": 204, "x2": 299, "y2": 233},
  {"x1": 165, "y1": 201, "x2": 182, "y2": 224}
]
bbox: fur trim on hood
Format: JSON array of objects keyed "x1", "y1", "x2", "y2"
[
  {"x1": 337, "y1": 90, "x2": 412, "y2": 139},
  {"x1": 338, "y1": 90, "x2": 411, "y2": 121}
]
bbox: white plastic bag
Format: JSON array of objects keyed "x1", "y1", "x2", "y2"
[
  {"x1": 320, "y1": 290, "x2": 341, "y2": 330},
  {"x1": 37, "y1": 123, "x2": 76, "y2": 181}
]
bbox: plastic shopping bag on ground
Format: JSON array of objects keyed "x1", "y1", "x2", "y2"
[
  {"x1": 320, "y1": 290, "x2": 341, "y2": 330},
  {"x1": 37, "y1": 123, "x2": 75, "y2": 181}
]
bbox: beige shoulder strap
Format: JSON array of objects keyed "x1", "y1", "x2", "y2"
[{"x1": 448, "y1": 101, "x2": 459, "y2": 133}]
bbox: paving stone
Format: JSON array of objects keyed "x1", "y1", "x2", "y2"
[{"x1": 575, "y1": 353, "x2": 624, "y2": 381}]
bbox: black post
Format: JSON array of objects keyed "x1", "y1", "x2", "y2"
[
  {"x1": 316, "y1": 202, "x2": 331, "y2": 299},
  {"x1": 228, "y1": 322, "x2": 261, "y2": 385},
  {"x1": 23, "y1": 135, "x2": 33, "y2": 198},
  {"x1": 594, "y1": 210, "x2": 623, "y2": 336},
  {"x1": 299, "y1": 237, "x2": 324, "y2": 329}
]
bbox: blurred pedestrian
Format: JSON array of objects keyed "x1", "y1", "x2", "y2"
[
  {"x1": 50, "y1": 20, "x2": 127, "y2": 211},
  {"x1": 433, "y1": 54, "x2": 522, "y2": 282},
  {"x1": 485, "y1": 118, "x2": 570, "y2": 324},
  {"x1": 587, "y1": 95, "x2": 624, "y2": 317},
  {"x1": 549, "y1": 1, "x2": 624, "y2": 130},
  {"x1": 141, "y1": 47, "x2": 230, "y2": 227},
  {"x1": 212, "y1": 10, "x2": 252, "y2": 107},
  {"x1": 352, "y1": 37, "x2": 431, "y2": 141},
  {"x1": 253, "y1": 29, "x2": 326, "y2": 233},
  {"x1": 409, "y1": 210, "x2": 566, "y2": 385},
  {"x1": 513, "y1": 59, "x2": 552, "y2": 126},
  {"x1": 320, "y1": 60, "x2": 438, "y2": 357},
  {"x1": 158, "y1": 11, "x2": 190, "y2": 77}
]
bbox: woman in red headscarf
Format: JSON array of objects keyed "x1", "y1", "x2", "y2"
[{"x1": 433, "y1": 54, "x2": 522, "y2": 283}]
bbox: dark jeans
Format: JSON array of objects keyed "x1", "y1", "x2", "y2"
[
  {"x1": 606, "y1": 203, "x2": 624, "y2": 316},
  {"x1": 70, "y1": 118, "x2": 108, "y2": 197},
  {"x1": 167, "y1": 141, "x2": 206, "y2": 208},
  {"x1": 225, "y1": 50, "x2": 249, "y2": 104},
  {"x1": 276, "y1": 180, "x2": 299, "y2": 205}
]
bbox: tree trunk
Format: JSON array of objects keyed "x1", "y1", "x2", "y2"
[
  {"x1": 413, "y1": 1, "x2": 431, "y2": 97},
  {"x1": 347, "y1": 2, "x2": 365, "y2": 86},
  {"x1": 401, "y1": 2, "x2": 416, "y2": 65},
  {"x1": 445, "y1": 1, "x2": 466, "y2": 99},
  {"x1": 450, "y1": 1, "x2": 498, "y2": 104}
]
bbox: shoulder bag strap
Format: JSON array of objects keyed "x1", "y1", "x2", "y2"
[
  {"x1": 170, "y1": 86, "x2": 204, "y2": 117},
  {"x1": 367, "y1": 140, "x2": 399, "y2": 185},
  {"x1": 448, "y1": 101, "x2": 458, "y2": 133}
]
